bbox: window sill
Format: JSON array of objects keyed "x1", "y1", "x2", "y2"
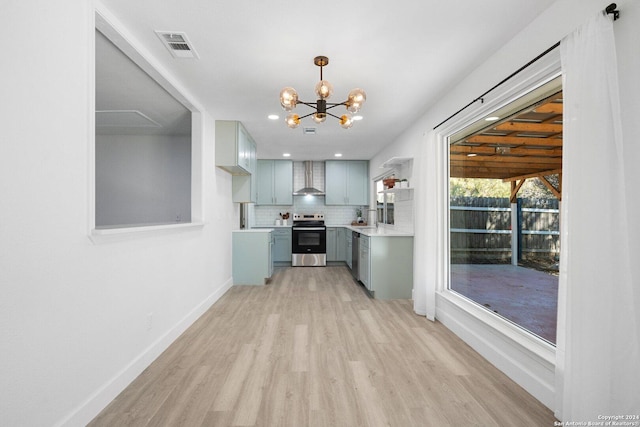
[
  {"x1": 437, "y1": 289, "x2": 556, "y2": 365},
  {"x1": 90, "y1": 221, "x2": 205, "y2": 243}
]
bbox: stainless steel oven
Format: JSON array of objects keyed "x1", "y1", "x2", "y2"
[{"x1": 291, "y1": 213, "x2": 326, "y2": 266}]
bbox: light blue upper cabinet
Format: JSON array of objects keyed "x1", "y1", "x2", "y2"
[
  {"x1": 215, "y1": 120, "x2": 256, "y2": 175},
  {"x1": 232, "y1": 136, "x2": 257, "y2": 203},
  {"x1": 325, "y1": 160, "x2": 369, "y2": 205},
  {"x1": 273, "y1": 160, "x2": 293, "y2": 205},
  {"x1": 346, "y1": 161, "x2": 368, "y2": 205},
  {"x1": 325, "y1": 161, "x2": 347, "y2": 205},
  {"x1": 237, "y1": 124, "x2": 251, "y2": 172},
  {"x1": 215, "y1": 120, "x2": 258, "y2": 202},
  {"x1": 256, "y1": 160, "x2": 293, "y2": 205},
  {"x1": 256, "y1": 160, "x2": 273, "y2": 205}
]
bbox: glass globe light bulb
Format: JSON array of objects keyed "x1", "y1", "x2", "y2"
[
  {"x1": 285, "y1": 114, "x2": 300, "y2": 128},
  {"x1": 312, "y1": 112, "x2": 326, "y2": 123},
  {"x1": 339, "y1": 113, "x2": 354, "y2": 129},
  {"x1": 280, "y1": 87, "x2": 298, "y2": 111},
  {"x1": 315, "y1": 80, "x2": 333, "y2": 100},
  {"x1": 347, "y1": 88, "x2": 367, "y2": 113}
]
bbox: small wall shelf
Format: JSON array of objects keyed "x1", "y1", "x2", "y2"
[
  {"x1": 379, "y1": 157, "x2": 413, "y2": 169},
  {"x1": 378, "y1": 187, "x2": 414, "y2": 194},
  {"x1": 378, "y1": 187, "x2": 414, "y2": 201}
]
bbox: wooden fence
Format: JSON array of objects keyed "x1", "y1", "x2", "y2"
[{"x1": 450, "y1": 197, "x2": 559, "y2": 263}]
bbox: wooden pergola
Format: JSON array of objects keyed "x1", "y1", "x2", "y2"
[{"x1": 450, "y1": 92, "x2": 563, "y2": 202}]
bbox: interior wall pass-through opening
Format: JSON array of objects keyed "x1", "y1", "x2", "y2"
[{"x1": 92, "y1": 7, "x2": 205, "y2": 237}]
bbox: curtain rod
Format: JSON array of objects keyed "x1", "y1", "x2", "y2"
[{"x1": 433, "y1": 2, "x2": 620, "y2": 130}]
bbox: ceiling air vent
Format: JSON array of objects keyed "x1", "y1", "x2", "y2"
[
  {"x1": 302, "y1": 127, "x2": 317, "y2": 135},
  {"x1": 155, "y1": 31, "x2": 199, "y2": 59}
]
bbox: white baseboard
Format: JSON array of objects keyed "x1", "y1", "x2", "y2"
[
  {"x1": 436, "y1": 292, "x2": 556, "y2": 410},
  {"x1": 57, "y1": 277, "x2": 234, "y2": 427}
]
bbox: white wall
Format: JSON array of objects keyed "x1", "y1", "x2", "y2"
[
  {"x1": 96, "y1": 134, "x2": 192, "y2": 227},
  {"x1": 369, "y1": 0, "x2": 640, "y2": 412},
  {"x1": 0, "y1": 1, "x2": 236, "y2": 425}
]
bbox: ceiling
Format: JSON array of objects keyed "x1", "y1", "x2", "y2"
[
  {"x1": 98, "y1": 0, "x2": 558, "y2": 160},
  {"x1": 96, "y1": 30, "x2": 192, "y2": 136},
  {"x1": 450, "y1": 91, "x2": 563, "y2": 181}
]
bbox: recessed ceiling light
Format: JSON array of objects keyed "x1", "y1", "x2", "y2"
[
  {"x1": 467, "y1": 153, "x2": 478, "y2": 157},
  {"x1": 283, "y1": 153, "x2": 291, "y2": 157},
  {"x1": 334, "y1": 153, "x2": 343, "y2": 157},
  {"x1": 353, "y1": 115, "x2": 363, "y2": 121},
  {"x1": 485, "y1": 116, "x2": 500, "y2": 122},
  {"x1": 268, "y1": 114, "x2": 279, "y2": 120}
]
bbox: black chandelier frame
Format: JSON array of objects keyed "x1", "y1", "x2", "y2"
[{"x1": 295, "y1": 56, "x2": 348, "y2": 121}]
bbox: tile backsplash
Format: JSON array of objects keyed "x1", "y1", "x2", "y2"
[
  {"x1": 251, "y1": 195, "x2": 414, "y2": 232},
  {"x1": 392, "y1": 199, "x2": 414, "y2": 233},
  {"x1": 251, "y1": 196, "x2": 364, "y2": 226}
]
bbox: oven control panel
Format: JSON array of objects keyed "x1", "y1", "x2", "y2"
[{"x1": 293, "y1": 213, "x2": 324, "y2": 221}]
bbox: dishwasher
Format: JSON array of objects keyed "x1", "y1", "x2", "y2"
[{"x1": 351, "y1": 231, "x2": 360, "y2": 281}]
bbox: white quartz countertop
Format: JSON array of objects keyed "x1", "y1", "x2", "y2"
[
  {"x1": 344, "y1": 225, "x2": 414, "y2": 237},
  {"x1": 233, "y1": 228, "x2": 274, "y2": 233},
  {"x1": 324, "y1": 224, "x2": 413, "y2": 237}
]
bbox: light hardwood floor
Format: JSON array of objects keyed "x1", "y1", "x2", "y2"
[{"x1": 89, "y1": 266, "x2": 555, "y2": 426}]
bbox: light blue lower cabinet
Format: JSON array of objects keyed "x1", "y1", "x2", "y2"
[
  {"x1": 232, "y1": 230, "x2": 273, "y2": 285},
  {"x1": 272, "y1": 228, "x2": 292, "y2": 263},
  {"x1": 327, "y1": 227, "x2": 348, "y2": 262},
  {"x1": 359, "y1": 236, "x2": 371, "y2": 290},
  {"x1": 326, "y1": 227, "x2": 414, "y2": 299},
  {"x1": 365, "y1": 236, "x2": 414, "y2": 299},
  {"x1": 346, "y1": 231, "x2": 352, "y2": 268},
  {"x1": 250, "y1": 227, "x2": 291, "y2": 264},
  {"x1": 326, "y1": 228, "x2": 338, "y2": 261},
  {"x1": 336, "y1": 227, "x2": 347, "y2": 261}
]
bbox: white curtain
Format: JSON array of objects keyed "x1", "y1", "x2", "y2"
[
  {"x1": 556, "y1": 11, "x2": 640, "y2": 421},
  {"x1": 413, "y1": 130, "x2": 446, "y2": 320}
]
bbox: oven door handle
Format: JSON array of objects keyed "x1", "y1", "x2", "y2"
[{"x1": 293, "y1": 227, "x2": 326, "y2": 231}]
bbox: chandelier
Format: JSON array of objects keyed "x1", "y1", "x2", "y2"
[{"x1": 279, "y1": 56, "x2": 366, "y2": 129}]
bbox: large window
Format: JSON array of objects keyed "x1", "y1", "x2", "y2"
[{"x1": 448, "y1": 79, "x2": 562, "y2": 344}]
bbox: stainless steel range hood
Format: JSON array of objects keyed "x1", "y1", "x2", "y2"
[{"x1": 293, "y1": 161, "x2": 325, "y2": 196}]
